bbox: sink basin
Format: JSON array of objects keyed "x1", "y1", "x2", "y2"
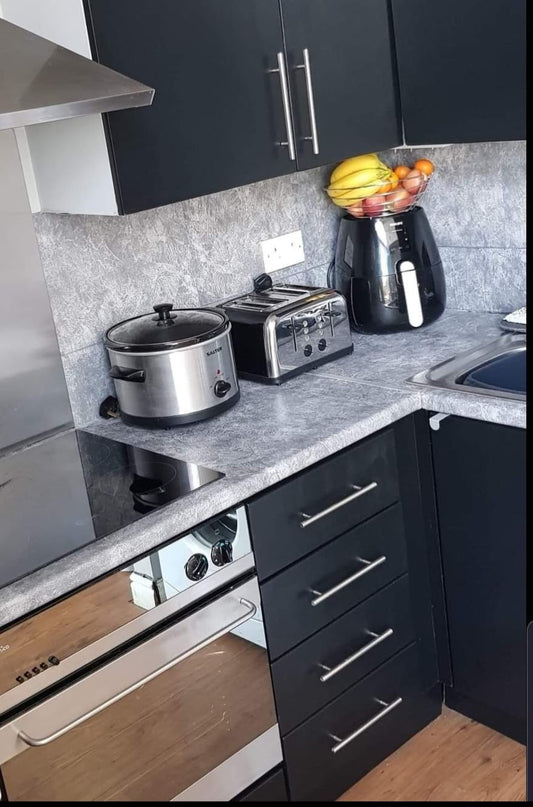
[{"x1": 408, "y1": 333, "x2": 526, "y2": 402}]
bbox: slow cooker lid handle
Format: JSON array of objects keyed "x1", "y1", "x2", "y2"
[{"x1": 152, "y1": 303, "x2": 177, "y2": 326}]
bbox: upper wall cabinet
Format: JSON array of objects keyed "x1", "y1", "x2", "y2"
[
  {"x1": 391, "y1": 0, "x2": 526, "y2": 144},
  {"x1": 84, "y1": 0, "x2": 295, "y2": 214},
  {"x1": 1, "y1": 0, "x2": 401, "y2": 215},
  {"x1": 281, "y1": 0, "x2": 401, "y2": 171}
]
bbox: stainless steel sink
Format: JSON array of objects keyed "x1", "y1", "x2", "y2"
[{"x1": 408, "y1": 333, "x2": 526, "y2": 402}]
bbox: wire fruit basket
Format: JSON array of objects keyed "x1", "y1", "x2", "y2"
[{"x1": 325, "y1": 171, "x2": 431, "y2": 220}]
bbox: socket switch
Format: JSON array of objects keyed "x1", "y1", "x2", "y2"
[{"x1": 260, "y1": 230, "x2": 305, "y2": 273}]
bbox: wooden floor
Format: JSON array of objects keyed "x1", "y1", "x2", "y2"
[{"x1": 339, "y1": 707, "x2": 526, "y2": 802}]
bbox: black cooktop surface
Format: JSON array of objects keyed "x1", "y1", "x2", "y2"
[{"x1": 0, "y1": 430, "x2": 223, "y2": 590}]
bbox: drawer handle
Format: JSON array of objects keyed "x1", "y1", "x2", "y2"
[
  {"x1": 329, "y1": 696, "x2": 403, "y2": 754},
  {"x1": 299, "y1": 481, "x2": 377, "y2": 528},
  {"x1": 318, "y1": 628, "x2": 394, "y2": 683},
  {"x1": 310, "y1": 555, "x2": 386, "y2": 607}
]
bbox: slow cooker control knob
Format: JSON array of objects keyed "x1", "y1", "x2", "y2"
[
  {"x1": 211, "y1": 539, "x2": 233, "y2": 567},
  {"x1": 214, "y1": 379, "x2": 232, "y2": 398},
  {"x1": 185, "y1": 553, "x2": 209, "y2": 581}
]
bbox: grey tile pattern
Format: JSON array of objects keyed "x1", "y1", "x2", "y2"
[
  {"x1": 33, "y1": 165, "x2": 339, "y2": 357},
  {"x1": 0, "y1": 309, "x2": 524, "y2": 627},
  {"x1": 61, "y1": 342, "x2": 113, "y2": 427},
  {"x1": 438, "y1": 246, "x2": 526, "y2": 312},
  {"x1": 33, "y1": 140, "x2": 524, "y2": 426}
]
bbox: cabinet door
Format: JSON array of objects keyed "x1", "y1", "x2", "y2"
[
  {"x1": 85, "y1": 0, "x2": 294, "y2": 213},
  {"x1": 431, "y1": 416, "x2": 526, "y2": 743},
  {"x1": 281, "y1": 0, "x2": 401, "y2": 171},
  {"x1": 392, "y1": 0, "x2": 526, "y2": 144}
]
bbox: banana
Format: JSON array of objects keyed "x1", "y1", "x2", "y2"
[
  {"x1": 327, "y1": 167, "x2": 391, "y2": 200},
  {"x1": 330, "y1": 153, "x2": 386, "y2": 185}
]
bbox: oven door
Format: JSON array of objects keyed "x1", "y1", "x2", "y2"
[{"x1": 0, "y1": 577, "x2": 281, "y2": 802}]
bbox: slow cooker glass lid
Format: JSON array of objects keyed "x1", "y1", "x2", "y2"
[{"x1": 106, "y1": 304, "x2": 228, "y2": 351}]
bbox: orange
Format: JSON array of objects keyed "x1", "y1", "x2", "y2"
[
  {"x1": 414, "y1": 158, "x2": 435, "y2": 177},
  {"x1": 394, "y1": 165, "x2": 410, "y2": 179},
  {"x1": 389, "y1": 173, "x2": 400, "y2": 189}
]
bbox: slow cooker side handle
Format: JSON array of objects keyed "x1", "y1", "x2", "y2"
[{"x1": 109, "y1": 366, "x2": 146, "y2": 383}]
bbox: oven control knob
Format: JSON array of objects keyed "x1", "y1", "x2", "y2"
[
  {"x1": 214, "y1": 379, "x2": 232, "y2": 398},
  {"x1": 185, "y1": 553, "x2": 209, "y2": 581},
  {"x1": 211, "y1": 539, "x2": 233, "y2": 567},
  {"x1": 318, "y1": 338, "x2": 327, "y2": 351}
]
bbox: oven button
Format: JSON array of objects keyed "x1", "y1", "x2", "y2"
[
  {"x1": 318, "y1": 339, "x2": 327, "y2": 351},
  {"x1": 214, "y1": 379, "x2": 232, "y2": 398},
  {"x1": 32, "y1": 666, "x2": 41, "y2": 675},
  {"x1": 185, "y1": 553, "x2": 209, "y2": 581},
  {"x1": 24, "y1": 671, "x2": 32, "y2": 679},
  {"x1": 48, "y1": 655, "x2": 60, "y2": 666},
  {"x1": 211, "y1": 539, "x2": 233, "y2": 567},
  {"x1": 16, "y1": 676, "x2": 25, "y2": 684}
]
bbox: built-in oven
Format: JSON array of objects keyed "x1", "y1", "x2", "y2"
[{"x1": 0, "y1": 507, "x2": 281, "y2": 801}]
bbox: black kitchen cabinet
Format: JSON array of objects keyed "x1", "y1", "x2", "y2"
[
  {"x1": 431, "y1": 415, "x2": 526, "y2": 743},
  {"x1": 247, "y1": 413, "x2": 442, "y2": 801},
  {"x1": 84, "y1": 0, "x2": 294, "y2": 213},
  {"x1": 234, "y1": 766, "x2": 288, "y2": 801},
  {"x1": 391, "y1": 0, "x2": 526, "y2": 144},
  {"x1": 282, "y1": 0, "x2": 401, "y2": 170},
  {"x1": 84, "y1": 0, "x2": 401, "y2": 213}
]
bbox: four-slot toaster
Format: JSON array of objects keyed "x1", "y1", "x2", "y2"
[{"x1": 221, "y1": 277, "x2": 353, "y2": 384}]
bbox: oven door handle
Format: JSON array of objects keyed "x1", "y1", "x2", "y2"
[{"x1": 14, "y1": 597, "x2": 257, "y2": 749}]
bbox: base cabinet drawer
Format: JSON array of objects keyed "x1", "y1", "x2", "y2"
[
  {"x1": 271, "y1": 575, "x2": 416, "y2": 735},
  {"x1": 262, "y1": 503, "x2": 407, "y2": 660},
  {"x1": 283, "y1": 643, "x2": 441, "y2": 802},
  {"x1": 247, "y1": 429, "x2": 399, "y2": 580}
]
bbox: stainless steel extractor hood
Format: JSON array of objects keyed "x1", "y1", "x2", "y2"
[{"x1": 0, "y1": 18, "x2": 154, "y2": 130}]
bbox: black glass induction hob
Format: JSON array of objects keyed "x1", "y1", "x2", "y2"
[{"x1": 0, "y1": 430, "x2": 223, "y2": 590}]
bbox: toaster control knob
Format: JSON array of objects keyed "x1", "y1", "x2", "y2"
[
  {"x1": 214, "y1": 379, "x2": 232, "y2": 398},
  {"x1": 304, "y1": 344, "x2": 313, "y2": 357},
  {"x1": 185, "y1": 553, "x2": 209, "y2": 581}
]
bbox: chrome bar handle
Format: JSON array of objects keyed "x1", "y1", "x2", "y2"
[
  {"x1": 267, "y1": 52, "x2": 296, "y2": 161},
  {"x1": 310, "y1": 555, "x2": 386, "y2": 607},
  {"x1": 295, "y1": 48, "x2": 320, "y2": 154},
  {"x1": 319, "y1": 628, "x2": 394, "y2": 682},
  {"x1": 299, "y1": 481, "x2": 377, "y2": 528},
  {"x1": 15, "y1": 598, "x2": 257, "y2": 748},
  {"x1": 329, "y1": 697, "x2": 403, "y2": 754}
]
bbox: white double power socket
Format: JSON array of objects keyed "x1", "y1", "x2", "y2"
[{"x1": 260, "y1": 230, "x2": 305, "y2": 273}]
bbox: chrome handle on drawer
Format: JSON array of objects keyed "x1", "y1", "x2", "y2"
[
  {"x1": 319, "y1": 628, "x2": 394, "y2": 683},
  {"x1": 299, "y1": 481, "x2": 378, "y2": 528},
  {"x1": 329, "y1": 696, "x2": 403, "y2": 754},
  {"x1": 310, "y1": 555, "x2": 386, "y2": 607}
]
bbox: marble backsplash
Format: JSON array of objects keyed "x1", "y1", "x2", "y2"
[{"x1": 33, "y1": 140, "x2": 525, "y2": 425}]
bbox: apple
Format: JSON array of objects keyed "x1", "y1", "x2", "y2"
[
  {"x1": 362, "y1": 194, "x2": 387, "y2": 217},
  {"x1": 346, "y1": 201, "x2": 364, "y2": 218},
  {"x1": 402, "y1": 169, "x2": 425, "y2": 195},
  {"x1": 387, "y1": 188, "x2": 411, "y2": 212}
]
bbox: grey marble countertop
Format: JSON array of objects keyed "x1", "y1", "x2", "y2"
[{"x1": 0, "y1": 309, "x2": 525, "y2": 628}]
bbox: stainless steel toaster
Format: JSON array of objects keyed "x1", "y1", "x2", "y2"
[{"x1": 221, "y1": 280, "x2": 353, "y2": 384}]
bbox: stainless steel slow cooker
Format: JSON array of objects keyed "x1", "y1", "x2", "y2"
[{"x1": 105, "y1": 303, "x2": 240, "y2": 427}]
